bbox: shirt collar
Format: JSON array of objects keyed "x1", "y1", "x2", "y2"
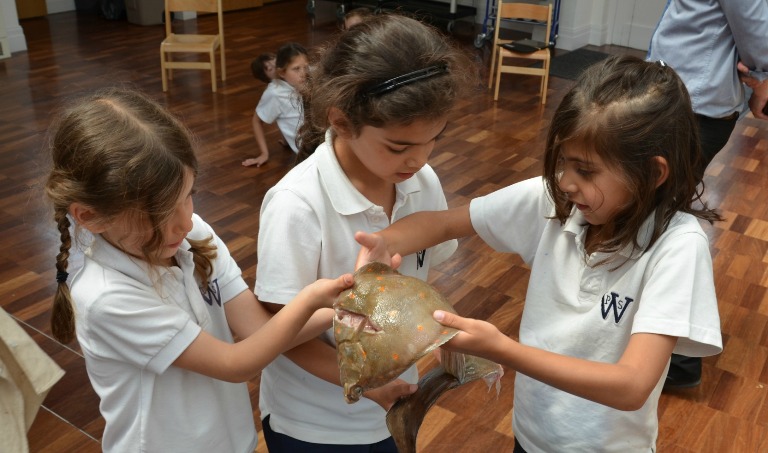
[
  {"x1": 563, "y1": 208, "x2": 656, "y2": 259},
  {"x1": 316, "y1": 129, "x2": 422, "y2": 216},
  {"x1": 87, "y1": 232, "x2": 194, "y2": 285},
  {"x1": 86, "y1": 230, "x2": 212, "y2": 328}
]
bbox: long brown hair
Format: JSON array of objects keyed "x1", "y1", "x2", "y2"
[
  {"x1": 543, "y1": 55, "x2": 721, "y2": 262},
  {"x1": 45, "y1": 88, "x2": 216, "y2": 343}
]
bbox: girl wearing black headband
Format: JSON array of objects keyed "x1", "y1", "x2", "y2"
[{"x1": 254, "y1": 13, "x2": 477, "y2": 453}]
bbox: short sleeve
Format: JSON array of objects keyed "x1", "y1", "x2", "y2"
[
  {"x1": 84, "y1": 287, "x2": 201, "y2": 374},
  {"x1": 631, "y1": 228, "x2": 722, "y2": 357},
  {"x1": 255, "y1": 190, "x2": 322, "y2": 304},
  {"x1": 470, "y1": 177, "x2": 552, "y2": 263},
  {"x1": 256, "y1": 85, "x2": 281, "y2": 124}
]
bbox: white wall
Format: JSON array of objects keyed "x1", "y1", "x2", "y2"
[
  {"x1": 556, "y1": 0, "x2": 666, "y2": 51},
  {"x1": 0, "y1": 0, "x2": 26, "y2": 52},
  {"x1": 48, "y1": 0, "x2": 76, "y2": 14},
  {"x1": 0, "y1": 0, "x2": 76, "y2": 53}
]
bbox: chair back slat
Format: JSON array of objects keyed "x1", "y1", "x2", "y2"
[{"x1": 166, "y1": 0, "x2": 220, "y2": 14}]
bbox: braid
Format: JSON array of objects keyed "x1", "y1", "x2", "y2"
[
  {"x1": 188, "y1": 237, "x2": 217, "y2": 289},
  {"x1": 51, "y1": 208, "x2": 76, "y2": 343}
]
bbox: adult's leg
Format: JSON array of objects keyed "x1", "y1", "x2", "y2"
[
  {"x1": 695, "y1": 112, "x2": 739, "y2": 179},
  {"x1": 666, "y1": 112, "x2": 738, "y2": 390}
]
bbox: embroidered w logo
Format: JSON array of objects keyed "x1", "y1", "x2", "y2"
[
  {"x1": 201, "y1": 279, "x2": 222, "y2": 307},
  {"x1": 416, "y1": 249, "x2": 426, "y2": 270},
  {"x1": 601, "y1": 291, "x2": 634, "y2": 324}
]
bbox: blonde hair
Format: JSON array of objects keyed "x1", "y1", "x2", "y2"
[{"x1": 45, "y1": 88, "x2": 216, "y2": 343}]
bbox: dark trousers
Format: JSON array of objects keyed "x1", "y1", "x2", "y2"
[
  {"x1": 695, "y1": 112, "x2": 739, "y2": 180},
  {"x1": 669, "y1": 112, "x2": 738, "y2": 382},
  {"x1": 261, "y1": 415, "x2": 398, "y2": 453}
]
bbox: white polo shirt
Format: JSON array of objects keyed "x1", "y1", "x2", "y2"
[
  {"x1": 469, "y1": 177, "x2": 722, "y2": 453},
  {"x1": 256, "y1": 78, "x2": 302, "y2": 153},
  {"x1": 255, "y1": 130, "x2": 457, "y2": 444},
  {"x1": 71, "y1": 214, "x2": 256, "y2": 453}
]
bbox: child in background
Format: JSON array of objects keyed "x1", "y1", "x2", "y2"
[
  {"x1": 356, "y1": 55, "x2": 723, "y2": 452},
  {"x1": 343, "y1": 6, "x2": 373, "y2": 30},
  {"x1": 254, "y1": 14, "x2": 475, "y2": 453},
  {"x1": 251, "y1": 52, "x2": 276, "y2": 83},
  {"x1": 45, "y1": 88, "x2": 353, "y2": 453},
  {"x1": 242, "y1": 42, "x2": 308, "y2": 167}
]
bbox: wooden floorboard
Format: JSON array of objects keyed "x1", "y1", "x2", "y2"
[{"x1": 1, "y1": 1, "x2": 767, "y2": 451}]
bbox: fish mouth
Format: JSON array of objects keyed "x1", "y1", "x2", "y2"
[{"x1": 335, "y1": 308, "x2": 382, "y2": 334}]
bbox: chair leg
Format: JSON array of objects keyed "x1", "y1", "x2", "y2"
[
  {"x1": 541, "y1": 61, "x2": 549, "y2": 105},
  {"x1": 488, "y1": 47, "x2": 497, "y2": 90},
  {"x1": 160, "y1": 52, "x2": 168, "y2": 92},
  {"x1": 210, "y1": 50, "x2": 217, "y2": 93},
  {"x1": 493, "y1": 59, "x2": 502, "y2": 102},
  {"x1": 219, "y1": 49, "x2": 226, "y2": 81}
]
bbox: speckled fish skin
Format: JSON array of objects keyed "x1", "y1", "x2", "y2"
[{"x1": 334, "y1": 262, "x2": 459, "y2": 403}]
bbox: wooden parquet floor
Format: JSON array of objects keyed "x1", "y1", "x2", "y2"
[{"x1": 2, "y1": 1, "x2": 767, "y2": 451}]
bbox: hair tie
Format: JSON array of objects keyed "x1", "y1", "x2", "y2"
[
  {"x1": 657, "y1": 60, "x2": 667, "y2": 67},
  {"x1": 56, "y1": 271, "x2": 69, "y2": 283},
  {"x1": 365, "y1": 63, "x2": 449, "y2": 97}
]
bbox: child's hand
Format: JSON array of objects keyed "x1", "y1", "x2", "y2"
[
  {"x1": 302, "y1": 274, "x2": 355, "y2": 310},
  {"x1": 242, "y1": 153, "x2": 269, "y2": 167},
  {"x1": 354, "y1": 231, "x2": 402, "y2": 271},
  {"x1": 433, "y1": 310, "x2": 505, "y2": 362},
  {"x1": 363, "y1": 379, "x2": 418, "y2": 411}
]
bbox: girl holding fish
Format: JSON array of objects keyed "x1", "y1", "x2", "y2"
[
  {"x1": 45, "y1": 88, "x2": 352, "y2": 453},
  {"x1": 253, "y1": 13, "x2": 475, "y2": 453},
  {"x1": 356, "y1": 55, "x2": 723, "y2": 452}
]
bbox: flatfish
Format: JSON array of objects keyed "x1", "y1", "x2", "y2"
[{"x1": 334, "y1": 262, "x2": 503, "y2": 452}]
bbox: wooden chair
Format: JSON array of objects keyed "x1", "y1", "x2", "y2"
[
  {"x1": 489, "y1": 2, "x2": 553, "y2": 104},
  {"x1": 160, "y1": 0, "x2": 226, "y2": 93}
]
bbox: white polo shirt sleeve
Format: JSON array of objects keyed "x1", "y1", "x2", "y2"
[
  {"x1": 83, "y1": 286, "x2": 201, "y2": 375},
  {"x1": 630, "y1": 223, "x2": 722, "y2": 357},
  {"x1": 469, "y1": 177, "x2": 552, "y2": 263},
  {"x1": 256, "y1": 82, "x2": 280, "y2": 124},
  {"x1": 256, "y1": 189, "x2": 321, "y2": 305}
]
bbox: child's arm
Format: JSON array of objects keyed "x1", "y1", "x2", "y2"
[
  {"x1": 433, "y1": 310, "x2": 677, "y2": 411},
  {"x1": 355, "y1": 204, "x2": 474, "y2": 267},
  {"x1": 225, "y1": 294, "x2": 335, "y2": 349},
  {"x1": 172, "y1": 274, "x2": 352, "y2": 383},
  {"x1": 242, "y1": 113, "x2": 270, "y2": 167}
]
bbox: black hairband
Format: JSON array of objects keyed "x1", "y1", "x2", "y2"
[
  {"x1": 365, "y1": 64, "x2": 449, "y2": 97},
  {"x1": 56, "y1": 271, "x2": 69, "y2": 283}
]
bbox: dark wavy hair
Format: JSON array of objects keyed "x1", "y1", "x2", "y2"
[{"x1": 543, "y1": 55, "x2": 721, "y2": 263}]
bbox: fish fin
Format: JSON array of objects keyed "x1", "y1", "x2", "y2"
[
  {"x1": 441, "y1": 350, "x2": 504, "y2": 387},
  {"x1": 386, "y1": 367, "x2": 460, "y2": 453}
]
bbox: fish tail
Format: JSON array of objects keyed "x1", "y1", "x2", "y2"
[{"x1": 442, "y1": 350, "x2": 504, "y2": 394}]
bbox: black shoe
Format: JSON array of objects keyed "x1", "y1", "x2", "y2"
[
  {"x1": 663, "y1": 354, "x2": 702, "y2": 390},
  {"x1": 663, "y1": 373, "x2": 701, "y2": 390}
]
